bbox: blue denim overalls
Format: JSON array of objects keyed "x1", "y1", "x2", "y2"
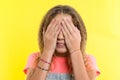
[{"x1": 46, "y1": 72, "x2": 75, "y2": 80}]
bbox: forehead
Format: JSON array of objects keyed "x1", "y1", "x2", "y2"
[{"x1": 54, "y1": 13, "x2": 72, "y2": 21}]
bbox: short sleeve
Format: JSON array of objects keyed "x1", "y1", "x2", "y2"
[
  {"x1": 23, "y1": 52, "x2": 39, "y2": 74},
  {"x1": 85, "y1": 55, "x2": 100, "y2": 76}
]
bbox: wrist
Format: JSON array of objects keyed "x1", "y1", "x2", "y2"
[
  {"x1": 39, "y1": 58, "x2": 51, "y2": 64},
  {"x1": 42, "y1": 50, "x2": 54, "y2": 56},
  {"x1": 70, "y1": 49, "x2": 81, "y2": 55},
  {"x1": 40, "y1": 50, "x2": 53, "y2": 63},
  {"x1": 70, "y1": 50, "x2": 83, "y2": 58},
  {"x1": 70, "y1": 49, "x2": 81, "y2": 56}
]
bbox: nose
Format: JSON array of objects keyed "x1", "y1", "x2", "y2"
[{"x1": 57, "y1": 30, "x2": 64, "y2": 40}]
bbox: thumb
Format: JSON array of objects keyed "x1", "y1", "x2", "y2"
[{"x1": 42, "y1": 27, "x2": 45, "y2": 35}]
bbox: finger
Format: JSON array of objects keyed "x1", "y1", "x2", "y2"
[
  {"x1": 50, "y1": 19, "x2": 61, "y2": 36},
  {"x1": 75, "y1": 27, "x2": 81, "y2": 35},
  {"x1": 49, "y1": 15, "x2": 62, "y2": 34},
  {"x1": 42, "y1": 28, "x2": 45, "y2": 41},
  {"x1": 54, "y1": 25, "x2": 61, "y2": 38},
  {"x1": 52, "y1": 22, "x2": 61, "y2": 37},
  {"x1": 61, "y1": 20, "x2": 71, "y2": 37},
  {"x1": 47, "y1": 19, "x2": 59, "y2": 35},
  {"x1": 61, "y1": 23, "x2": 69, "y2": 39},
  {"x1": 63, "y1": 18, "x2": 74, "y2": 34},
  {"x1": 42, "y1": 27, "x2": 45, "y2": 35},
  {"x1": 66, "y1": 18, "x2": 76, "y2": 32},
  {"x1": 46, "y1": 19, "x2": 56, "y2": 33}
]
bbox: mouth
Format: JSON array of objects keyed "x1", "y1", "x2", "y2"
[{"x1": 56, "y1": 43, "x2": 65, "y2": 48}]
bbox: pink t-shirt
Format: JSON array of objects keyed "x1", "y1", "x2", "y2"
[{"x1": 24, "y1": 52, "x2": 100, "y2": 76}]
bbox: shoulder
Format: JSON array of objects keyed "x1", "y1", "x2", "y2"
[
  {"x1": 86, "y1": 54, "x2": 96, "y2": 62},
  {"x1": 85, "y1": 53, "x2": 97, "y2": 67},
  {"x1": 28, "y1": 52, "x2": 40, "y2": 59},
  {"x1": 23, "y1": 52, "x2": 40, "y2": 74},
  {"x1": 85, "y1": 53, "x2": 100, "y2": 76},
  {"x1": 27, "y1": 51, "x2": 40, "y2": 67}
]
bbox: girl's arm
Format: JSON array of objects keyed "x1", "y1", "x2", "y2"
[
  {"x1": 70, "y1": 50, "x2": 96, "y2": 80},
  {"x1": 26, "y1": 16, "x2": 61, "y2": 80},
  {"x1": 26, "y1": 51, "x2": 53, "y2": 80}
]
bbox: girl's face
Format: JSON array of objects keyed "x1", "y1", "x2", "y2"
[{"x1": 54, "y1": 14, "x2": 73, "y2": 55}]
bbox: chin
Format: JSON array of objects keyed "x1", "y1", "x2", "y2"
[{"x1": 55, "y1": 47, "x2": 67, "y2": 54}]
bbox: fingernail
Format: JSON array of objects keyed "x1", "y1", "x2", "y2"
[{"x1": 62, "y1": 20, "x2": 64, "y2": 23}]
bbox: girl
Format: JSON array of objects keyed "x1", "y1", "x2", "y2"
[{"x1": 24, "y1": 5, "x2": 100, "y2": 80}]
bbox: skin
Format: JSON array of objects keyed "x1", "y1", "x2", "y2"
[{"x1": 26, "y1": 14, "x2": 96, "y2": 80}]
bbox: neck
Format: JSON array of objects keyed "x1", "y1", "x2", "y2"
[{"x1": 54, "y1": 51, "x2": 69, "y2": 57}]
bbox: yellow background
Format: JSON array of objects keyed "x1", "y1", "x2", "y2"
[{"x1": 0, "y1": 0, "x2": 120, "y2": 80}]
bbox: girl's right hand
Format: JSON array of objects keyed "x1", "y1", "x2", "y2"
[{"x1": 42, "y1": 17, "x2": 61, "y2": 55}]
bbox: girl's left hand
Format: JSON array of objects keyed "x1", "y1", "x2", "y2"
[{"x1": 61, "y1": 17, "x2": 81, "y2": 54}]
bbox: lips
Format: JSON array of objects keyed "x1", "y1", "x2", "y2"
[
  {"x1": 56, "y1": 43, "x2": 65, "y2": 47},
  {"x1": 57, "y1": 43, "x2": 64, "y2": 45}
]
